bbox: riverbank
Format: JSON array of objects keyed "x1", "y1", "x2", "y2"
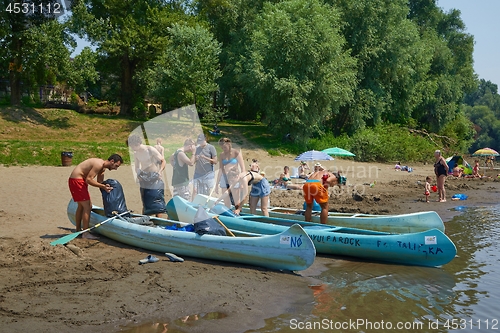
[{"x1": 0, "y1": 160, "x2": 499, "y2": 332}]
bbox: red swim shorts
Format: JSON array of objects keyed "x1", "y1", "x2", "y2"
[
  {"x1": 68, "y1": 178, "x2": 90, "y2": 202},
  {"x1": 303, "y1": 181, "x2": 329, "y2": 204}
]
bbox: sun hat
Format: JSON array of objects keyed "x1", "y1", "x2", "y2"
[
  {"x1": 196, "y1": 133, "x2": 206, "y2": 144},
  {"x1": 300, "y1": 161, "x2": 306, "y2": 164},
  {"x1": 314, "y1": 162, "x2": 322, "y2": 167}
]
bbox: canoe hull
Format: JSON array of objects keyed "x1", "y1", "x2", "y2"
[
  {"x1": 192, "y1": 194, "x2": 445, "y2": 233},
  {"x1": 66, "y1": 200, "x2": 316, "y2": 271},
  {"x1": 169, "y1": 197, "x2": 456, "y2": 267}
]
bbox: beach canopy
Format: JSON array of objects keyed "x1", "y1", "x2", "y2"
[
  {"x1": 446, "y1": 155, "x2": 472, "y2": 175},
  {"x1": 322, "y1": 147, "x2": 355, "y2": 157},
  {"x1": 472, "y1": 148, "x2": 499, "y2": 157},
  {"x1": 294, "y1": 150, "x2": 334, "y2": 161}
]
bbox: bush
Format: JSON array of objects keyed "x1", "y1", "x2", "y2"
[{"x1": 308, "y1": 124, "x2": 440, "y2": 162}]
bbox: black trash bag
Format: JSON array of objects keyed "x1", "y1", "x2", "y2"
[
  {"x1": 123, "y1": 216, "x2": 154, "y2": 227},
  {"x1": 193, "y1": 218, "x2": 226, "y2": 236},
  {"x1": 140, "y1": 183, "x2": 167, "y2": 215},
  {"x1": 100, "y1": 179, "x2": 131, "y2": 218},
  {"x1": 137, "y1": 170, "x2": 161, "y2": 186}
]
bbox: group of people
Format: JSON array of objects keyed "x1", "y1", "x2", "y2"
[{"x1": 67, "y1": 133, "x2": 350, "y2": 239}]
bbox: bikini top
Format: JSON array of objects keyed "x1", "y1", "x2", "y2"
[{"x1": 222, "y1": 158, "x2": 238, "y2": 165}]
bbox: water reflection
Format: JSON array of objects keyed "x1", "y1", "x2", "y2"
[
  {"x1": 119, "y1": 312, "x2": 227, "y2": 333},
  {"x1": 249, "y1": 205, "x2": 500, "y2": 333},
  {"x1": 309, "y1": 261, "x2": 456, "y2": 326}
]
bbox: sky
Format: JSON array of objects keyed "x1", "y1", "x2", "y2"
[
  {"x1": 438, "y1": 0, "x2": 500, "y2": 85},
  {"x1": 70, "y1": 0, "x2": 500, "y2": 86}
]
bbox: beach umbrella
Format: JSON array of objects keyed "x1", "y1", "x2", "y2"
[
  {"x1": 472, "y1": 147, "x2": 499, "y2": 157},
  {"x1": 294, "y1": 150, "x2": 334, "y2": 161},
  {"x1": 322, "y1": 147, "x2": 355, "y2": 157}
]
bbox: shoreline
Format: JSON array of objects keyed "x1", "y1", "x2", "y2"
[{"x1": 1, "y1": 163, "x2": 499, "y2": 332}]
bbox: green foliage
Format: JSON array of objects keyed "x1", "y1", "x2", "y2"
[
  {"x1": 67, "y1": 47, "x2": 99, "y2": 94},
  {"x1": 467, "y1": 105, "x2": 500, "y2": 152},
  {"x1": 310, "y1": 124, "x2": 440, "y2": 162},
  {"x1": 143, "y1": 23, "x2": 222, "y2": 112},
  {"x1": 1, "y1": 3, "x2": 75, "y2": 104},
  {"x1": 0, "y1": 140, "x2": 130, "y2": 166},
  {"x1": 70, "y1": 0, "x2": 191, "y2": 115},
  {"x1": 241, "y1": 0, "x2": 357, "y2": 143},
  {"x1": 440, "y1": 110, "x2": 475, "y2": 152}
]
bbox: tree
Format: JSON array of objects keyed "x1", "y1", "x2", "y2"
[
  {"x1": 195, "y1": 0, "x2": 269, "y2": 120},
  {"x1": 0, "y1": 0, "x2": 73, "y2": 105},
  {"x1": 70, "y1": 0, "x2": 190, "y2": 115},
  {"x1": 67, "y1": 47, "x2": 99, "y2": 94},
  {"x1": 328, "y1": 0, "x2": 433, "y2": 133},
  {"x1": 408, "y1": 1, "x2": 476, "y2": 132},
  {"x1": 143, "y1": 23, "x2": 222, "y2": 114},
  {"x1": 240, "y1": 0, "x2": 357, "y2": 142}
]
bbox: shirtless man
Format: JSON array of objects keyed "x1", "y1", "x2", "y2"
[
  {"x1": 302, "y1": 163, "x2": 336, "y2": 224},
  {"x1": 68, "y1": 154, "x2": 123, "y2": 239},
  {"x1": 128, "y1": 135, "x2": 167, "y2": 216}
]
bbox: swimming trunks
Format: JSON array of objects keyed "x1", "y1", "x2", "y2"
[
  {"x1": 68, "y1": 178, "x2": 90, "y2": 202},
  {"x1": 424, "y1": 191, "x2": 430, "y2": 196},
  {"x1": 303, "y1": 181, "x2": 329, "y2": 204}
]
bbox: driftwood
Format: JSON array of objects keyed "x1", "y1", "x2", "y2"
[{"x1": 407, "y1": 128, "x2": 457, "y2": 147}]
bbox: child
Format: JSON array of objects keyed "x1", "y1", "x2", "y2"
[
  {"x1": 473, "y1": 160, "x2": 480, "y2": 177},
  {"x1": 424, "y1": 176, "x2": 432, "y2": 203}
]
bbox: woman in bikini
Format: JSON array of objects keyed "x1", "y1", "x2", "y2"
[
  {"x1": 279, "y1": 166, "x2": 292, "y2": 186},
  {"x1": 433, "y1": 150, "x2": 449, "y2": 202},
  {"x1": 215, "y1": 137, "x2": 246, "y2": 209}
]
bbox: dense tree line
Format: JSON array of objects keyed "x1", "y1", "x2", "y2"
[{"x1": 1, "y1": 0, "x2": 498, "y2": 153}]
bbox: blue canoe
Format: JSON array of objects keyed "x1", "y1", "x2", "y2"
[
  {"x1": 192, "y1": 194, "x2": 445, "y2": 233},
  {"x1": 167, "y1": 196, "x2": 457, "y2": 267},
  {"x1": 66, "y1": 199, "x2": 316, "y2": 271}
]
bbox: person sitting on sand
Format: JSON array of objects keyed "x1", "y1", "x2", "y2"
[
  {"x1": 395, "y1": 161, "x2": 402, "y2": 170},
  {"x1": 279, "y1": 166, "x2": 292, "y2": 186},
  {"x1": 298, "y1": 161, "x2": 310, "y2": 179},
  {"x1": 452, "y1": 166, "x2": 464, "y2": 177},
  {"x1": 68, "y1": 154, "x2": 123, "y2": 239}
]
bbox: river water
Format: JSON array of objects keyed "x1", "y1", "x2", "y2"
[
  {"x1": 249, "y1": 204, "x2": 500, "y2": 332},
  {"x1": 119, "y1": 204, "x2": 500, "y2": 333}
]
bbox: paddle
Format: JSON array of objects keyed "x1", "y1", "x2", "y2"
[
  {"x1": 213, "y1": 215, "x2": 235, "y2": 237},
  {"x1": 204, "y1": 184, "x2": 216, "y2": 208},
  {"x1": 50, "y1": 210, "x2": 131, "y2": 246}
]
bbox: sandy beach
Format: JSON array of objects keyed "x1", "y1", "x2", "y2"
[{"x1": 1, "y1": 152, "x2": 499, "y2": 332}]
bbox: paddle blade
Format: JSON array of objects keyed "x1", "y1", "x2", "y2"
[{"x1": 50, "y1": 231, "x2": 82, "y2": 246}]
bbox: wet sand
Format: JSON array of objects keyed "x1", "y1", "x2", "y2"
[{"x1": 1, "y1": 157, "x2": 499, "y2": 332}]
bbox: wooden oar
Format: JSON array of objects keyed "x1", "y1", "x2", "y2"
[
  {"x1": 50, "y1": 210, "x2": 131, "y2": 246},
  {"x1": 213, "y1": 216, "x2": 235, "y2": 237}
]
